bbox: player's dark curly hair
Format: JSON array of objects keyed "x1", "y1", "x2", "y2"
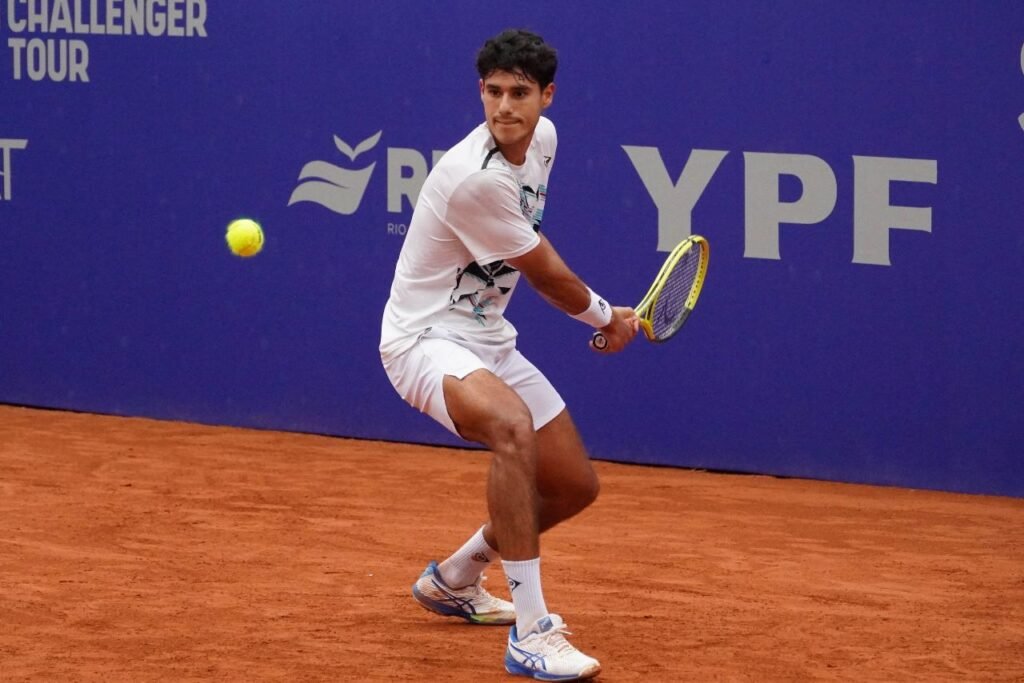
[{"x1": 476, "y1": 29, "x2": 558, "y2": 89}]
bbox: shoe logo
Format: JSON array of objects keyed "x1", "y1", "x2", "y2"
[
  {"x1": 471, "y1": 551, "x2": 490, "y2": 563},
  {"x1": 507, "y1": 578, "x2": 522, "y2": 593},
  {"x1": 537, "y1": 615, "x2": 553, "y2": 632},
  {"x1": 288, "y1": 131, "x2": 381, "y2": 215},
  {"x1": 509, "y1": 642, "x2": 548, "y2": 671}
]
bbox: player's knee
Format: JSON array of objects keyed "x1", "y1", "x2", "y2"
[{"x1": 488, "y1": 408, "x2": 536, "y2": 458}]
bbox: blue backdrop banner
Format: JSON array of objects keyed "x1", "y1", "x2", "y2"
[{"x1": 2, "y1": 2, "x2": 1022, "y2": 497}]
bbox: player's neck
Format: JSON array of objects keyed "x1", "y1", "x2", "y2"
[{"x1": 498, "y1": 137, "x2": 531, "y2": 167}]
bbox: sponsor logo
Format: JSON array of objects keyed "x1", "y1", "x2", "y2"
[
  {"x1": 0, "y1": 138, "x2": 28, "y2": 201},
  {"x1": 507, "y1": 577, "x2": 522, "y2": 593},
  {"x1": 623, "y1": 146, "x2": 937, "y2": 266},
  {"x1": 287, "y1": 130, "x2": 445, "y2": 236},
  {"x1": 288, "y1": 132, "x2": 381, "y2": 215},
  {"x1": 291, "y1": 127, "x2": 939, "y2": 267},
  {"x1": 2, "y1": 1, "x2": 209, "y2": 83}
]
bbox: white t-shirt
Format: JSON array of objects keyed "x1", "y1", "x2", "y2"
[{"x1": 379, "y1": 116, "x2": 556, "y2": 361}]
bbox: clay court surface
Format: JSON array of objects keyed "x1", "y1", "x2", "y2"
[{"x1": 1, "y1": 405, "x2": 1022, "y2": 681}]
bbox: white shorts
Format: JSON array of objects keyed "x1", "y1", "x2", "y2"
[{"x1": 382, "y1": 331, "x2": 565, "y2": 438}]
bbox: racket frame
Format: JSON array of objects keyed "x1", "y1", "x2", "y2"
[
  {"x1": 634, "y1": 235, "x2": 709, "y2": 342},
  {"x1": 591, "y1": 235, "x2": 709, "y2": 349}
]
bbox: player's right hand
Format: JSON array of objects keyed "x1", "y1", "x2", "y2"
[{"x1": 591, "y1": 307, "x2": 639, "y2": 353}]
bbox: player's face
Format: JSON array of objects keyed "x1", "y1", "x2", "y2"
[{"x1": 480, "y1": 70, "x2": 554, "y2": 165}]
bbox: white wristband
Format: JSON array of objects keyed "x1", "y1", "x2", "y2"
[{"x1": 570, "y1": 287, "x2": 612, "y2": 328}]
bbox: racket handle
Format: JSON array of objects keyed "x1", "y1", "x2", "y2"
[{"x1": 591, "y1": 331, "x2": 608, "y2": 350}]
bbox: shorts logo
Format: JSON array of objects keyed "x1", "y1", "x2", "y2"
[{"x1": 288, "y1": 131, "x2": 381, "y2": 215}]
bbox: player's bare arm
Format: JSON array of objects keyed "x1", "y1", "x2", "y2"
[{"x1": 508, "y1": 235, "x2": 638, "y2": 352}]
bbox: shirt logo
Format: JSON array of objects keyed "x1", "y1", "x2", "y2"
[{"x1": 449, "y1": 260, "x2": 519, "y2": 325}]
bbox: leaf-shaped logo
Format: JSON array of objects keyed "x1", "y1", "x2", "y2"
[
  {"x1": 288, "y1": 132, "x2": 383, "y2": 215},
  {"x1": 334, "y1": 131, "x2": 382, "y2": 161},
  {"x1": 287, "y1": 161, "x2": 376, "y2": 215}
]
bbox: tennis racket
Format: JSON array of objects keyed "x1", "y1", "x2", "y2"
[{"x1": 592, "y1": 235, "x2": 709, "y2": 349}]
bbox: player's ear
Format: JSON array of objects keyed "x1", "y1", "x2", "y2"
[
  {"x1": 479, "y1": 79, "x2": 486, "y2": 100},
  {"x1": 542, "y1": 82, "x2": 555, "y2": 109}
]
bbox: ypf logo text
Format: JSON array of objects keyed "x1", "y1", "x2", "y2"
[{"x1": 626, "y1": 147, "x2": 937, "y2": 267}]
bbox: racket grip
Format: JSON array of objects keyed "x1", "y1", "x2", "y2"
[{"x1": 591, "y1": 331, "x2": 608, "y2": 350}]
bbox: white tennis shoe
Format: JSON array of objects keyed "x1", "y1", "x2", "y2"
[
  {"x1": 412, "y1": 560, "x2": 515, "y2": 625},
  {"x1": 504, "y1": 613, "x2": 601, "y2": 681}
]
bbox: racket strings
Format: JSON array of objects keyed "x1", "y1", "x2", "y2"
[{"x1": 650, "y1": 249, "x2": 701, "y2": 339}]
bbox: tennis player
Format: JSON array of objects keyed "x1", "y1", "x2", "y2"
[{"x1": 380, "y1": 28, "x2": 637, "y2": 681}]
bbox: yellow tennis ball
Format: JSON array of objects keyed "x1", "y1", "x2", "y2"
[{"x1": 225, "y1": 218, "x2": 264, "y2": 257}]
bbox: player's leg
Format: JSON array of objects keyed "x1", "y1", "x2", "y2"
[
  {"x1": 385, "y1": 338, "x2": 519, "y2": 625},
  {"x1": 486, "y1": 348, "x2": 598, "y2": 537},
  {"x1": 440, "y1": 367, "x2": 559, "y2": 633},
  {"x1": 386, "y1": 339, "x2": 600, "y2": 677},
  {"x1": 476, "y1": 409, "x2": 597, "y2": 551},
  {"x1": 438, "y1": 408, "x2": 595, "y2": 599},
  {"x1": 453, "y1": 351, "x2": 600, "y2": 680},
  {"x1": 441, "y1": 368, "x2": 541, "y2": 561},
  {"x1": 387, "y1": 337, "x2": 571, "y2": 629},
  {"x1": 534, "y1": 408, "x2": 600, "y2": 531},
  {"x1": 435, "y1": 349, "x2": 598, "y2": 565},
  {"x1": 445, "y1": 369, "x2": 600, "y2": 680}
]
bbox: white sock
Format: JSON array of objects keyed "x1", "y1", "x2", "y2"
[
  {"x1": 502, "y1": 557, "x2": 548, "y2": 637},
  {"x1": 437, "y1": 526, "x2": 498, "y2": 588}
]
